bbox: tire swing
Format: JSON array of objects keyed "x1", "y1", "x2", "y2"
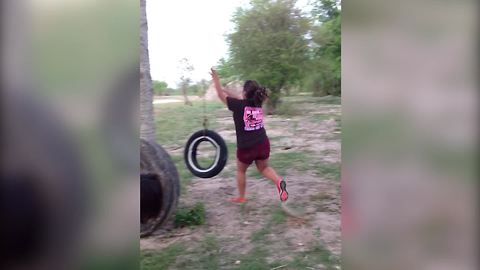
[{"x1": 184, "y1": 98, "x2": 228, "y2": 178}]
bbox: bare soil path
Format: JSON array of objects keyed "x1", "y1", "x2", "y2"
[{"x1": 141, "y1": 96, "x2": 341, "y2": 270}]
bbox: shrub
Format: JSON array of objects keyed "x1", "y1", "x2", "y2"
[{"x1": 174, "y1": 202, "x2": 206, "y2": 227}]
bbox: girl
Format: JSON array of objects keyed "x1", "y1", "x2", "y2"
[{"x1": 210, "y1": 68, "x2": 288, "y2": 203}]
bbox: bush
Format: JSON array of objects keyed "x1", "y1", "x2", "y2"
[
  {"x1": 303, "y1": 67, "x2": 340, "y2": 97},
  {"x1": 153, "y1": 80, "x2": 169, "y2": 96},
  {"x1": 174, "y1": 202, "x2": 205, "y2": 228}
]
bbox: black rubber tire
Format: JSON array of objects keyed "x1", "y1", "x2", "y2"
[
  {"x1": 140, "y1": 139, "x2": 180, "y2": 238},
  {"x1": 184, "y1": 129, "x2": 228, "y2": 178}
]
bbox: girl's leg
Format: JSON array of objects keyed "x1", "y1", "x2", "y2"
[
  {"x1": 235, "y1": 159, "x2": 250, "y2": 199},
  {"x1": 255, "y1": 159, "x2": 281, "y2": 183},
  {"x1": 255, "y1": 159, "x2": 288, "y2": 201}
]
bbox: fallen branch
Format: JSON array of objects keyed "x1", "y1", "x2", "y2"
[
  {"x1": 270, "y1": 264, "x2": 288, "y2": 270},
  {"x1": 158, "y1": 232, "x2": 191, "y2": 239}
]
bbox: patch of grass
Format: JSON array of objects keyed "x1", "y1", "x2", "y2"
[
  {"x1": 270, "y1": 207, "x2": 287, "y2": 224},
  {"x1": 236, "y1": 241, "x2": 339, "y2": 270},
  {"x1": 310, "y1": 191, "x2": 334, "y2": 201},
  {"x1": 251, "y1": 151, "x2": 340, "y2": 181},
  {"x1": 276, "y1": 102, "x2": 302, "y2": 116},
  {"x1": 155, "y1": 101, "x2": 224, "y2": 145},
  {"x1": 250, "y1": 227, "x2": 270, "y2": 243},
  {"x1": 162, "y1": 235, "x2": 221, "y2": 270},
  {"x1": 196, "y1": 156, "x2": 215, "y2": 168},
  {"x1": 141, "y1": 244, "x2": 183, "y2": 270},
  {"x1": 234, "y1": 247, "x2": 271, "y2": 270},
  {"x1": 317, "y1": 95, "x2": 341, "y2": 105},
  {"x1": 174, "y1": 202, "x2": 206, "y2": 228},
  {"x1": 240, "y1": 204, "x2": 338, "y2": 270},
  {"x1": 170, "y1": 155, "x2": 193, "y2": 191},
  {"x1": 247, "y1": 169, "x2": 262, "y2": 178},
  {"x1": 316, "y1": 162, "x2": 341, "y2": 181},
  {"x1": 282, "y1": 95, "x2": 341, "y2": 105},
  {"x1": 251, "y1": 205, "x2": 288, "y2": 243},
  {"x1": 269, "y1": 151, "x2": 312, "y2": 175},
  {"x1": 196, "y1": 234, "x2": 220, "y2": 269},
  {"x1": 335, "y1": 117, "x2": 341, "y2": 127},
  {"x1": 290, "y1": 244, "x2": 340, "y2": 269},
  {"x1": 311, "y1": 114, "x2": 332, "y2": 122}
]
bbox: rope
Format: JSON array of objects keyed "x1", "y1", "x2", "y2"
[{"x1": 202, "y1": 86, "x2": 208, "y2": 135}]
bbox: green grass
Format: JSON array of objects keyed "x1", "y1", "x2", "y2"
[
  {"x1": 290, "y1": 244, "x2": 340, "y2": 269},
  {"x1": 282, "y1": 95, "x2": 341, "y2": 105},
  {"x1": 141, "y1": 244, "x2": 183, "y2": 270},
  {"x1": 270, "y1": 206, "x2": 287, "y2": 224},
  {"x1": 140, "y1": 241, "x2": 339, "y2": 270},
  {"x1": 250, "y1": 227, "x2": 270, "y2": 243},
  {"x1": 197, "y1": 156, "x2": 215, "y2": 168},
  {"x1": 175, "y1": 234, "x2": 220, "y2": 270},
  {"x1": 268, "y1": 151, "x2": 312, "y2": 175},
  {"x1": 317, "y1": 95, "x2": 341, "y2": 105},
  {"x1": 148, "y1": 95, "x2": 341, "y2": 270},
  {"x1": 197, "y1": 235, "x2": 220, "y2": 269},
  {"x1": 170, "y1": 155, "x2": 193, "y2": 191},
  {"x1": 276, "y1": 101, "x2": 302, "y2": 116},
  {"x1": 311, "y1": 114, "x2": 331, "y2": 122},
  {"x1": 234, "y1": 247, "x2": 272, "y2": 270},
  {"x1": 316, "y1": 162, "x2": 341, "y2": 181},
  {"x1": 174, "y1": 202, "x2": 206, "y2": 228},
  {"x1": 246, "y1": 151, "x2": 340, "y2": 181},
  {"x1": 154, "y1": 101, "x2": 224, "y2": 145},
  {"x1": 141, "y1": 235, "x2": 222, "y2": 270}
]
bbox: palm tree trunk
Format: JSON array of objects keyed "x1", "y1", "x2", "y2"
[{"x1": 140, "y1": 0, "x2": 155, "y2": 141}]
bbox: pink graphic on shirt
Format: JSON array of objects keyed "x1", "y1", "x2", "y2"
[{"x1": 243, "y1": 106, "x2": 264, "y2": 131}]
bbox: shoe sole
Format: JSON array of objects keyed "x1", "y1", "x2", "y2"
[{"x1": 279, "y1": 180, "x2": 288, "y2": 201}]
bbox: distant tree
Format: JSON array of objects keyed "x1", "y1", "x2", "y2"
[
  {"x1": 152, "y1": 80, "x2": 168, "y2": 96},
  {"x1": 198, "y1": 79, "x2": 210, "y2": 97},
  {"x1": 227, "y1": 0, "x2": 310, "y2": 111},
  {"x1": 178, "y1": 58, "x2": 193, "y2": 105},
  {"x1": 304, "y1": 0, "x2": 341, "y2": 96},
  {"x1": 216, "y1": 57, "x2": 238, "y2": 83},
  {"x1": 313, "y1": 0, "x2": 340, "y2": 22}
]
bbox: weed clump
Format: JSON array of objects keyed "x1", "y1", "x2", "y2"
[{"x1": 174, "y1": 202, "x2": 206, "y2": 227}]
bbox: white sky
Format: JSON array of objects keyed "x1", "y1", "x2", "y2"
[{"x1": 147, "y1": 0, "x2": 312, "y2": 88}]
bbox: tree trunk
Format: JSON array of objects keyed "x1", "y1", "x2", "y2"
[
  {"x1": 140, "y1": 0, "x2": 155, "y2": 141},
  {"x1": 182, "y1": 86, "x2": 192, "y2": 105},
  {"x1": 266, "y1": 89, "x2": 280, "y2": 114}
]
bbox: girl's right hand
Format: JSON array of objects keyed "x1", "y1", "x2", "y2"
[{"x1": 210, "y1": 68, "x2": 219, "y2": 79}]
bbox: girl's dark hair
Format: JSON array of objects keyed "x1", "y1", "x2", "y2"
[{"x1": 243, "y1": 80, "x2": 268, "y2": 107}]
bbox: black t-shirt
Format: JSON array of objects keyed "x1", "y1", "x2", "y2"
[{"x1": 227, "y1": 97, "x2": 267, "y2": 149}]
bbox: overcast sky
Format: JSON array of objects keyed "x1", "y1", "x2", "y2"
[{"x1": 147, "y1": 0, "x2": 311, "y2": 88}]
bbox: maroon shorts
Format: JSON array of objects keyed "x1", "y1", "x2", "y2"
[{"x1": 237, "y1": 137, "x2": 270, "y2": 165}]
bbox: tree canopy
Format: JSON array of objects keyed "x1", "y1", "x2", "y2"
[
  {"x1": 306, "y1": 0, "x2": 341, "y2": 96},
  {"x1": 219, "y1": 0, "x2": 341, "y2": 108},
  {"x1": 227, "y1": 0, "x2": 310, "y2": 109}
]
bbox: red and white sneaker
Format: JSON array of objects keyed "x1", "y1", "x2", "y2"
[{"x1": 276, "y1": 180, "x2": 288, "y2": 202}]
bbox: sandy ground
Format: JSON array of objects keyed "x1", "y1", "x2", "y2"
[
  {"x1": 153, "y1": 96, "x2": 200, "y2": 104},
  {"x1": 141, "y1": 97, "x2": 341, "y2": 268}
]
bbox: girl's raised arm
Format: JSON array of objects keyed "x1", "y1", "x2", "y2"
[{"x1": 210, "y1": 68, "x2": 227, "y2": 104}]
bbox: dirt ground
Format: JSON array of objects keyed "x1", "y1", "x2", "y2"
[{"x1": 141, "y1": 96, "x2": 341, "y2": 269}]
